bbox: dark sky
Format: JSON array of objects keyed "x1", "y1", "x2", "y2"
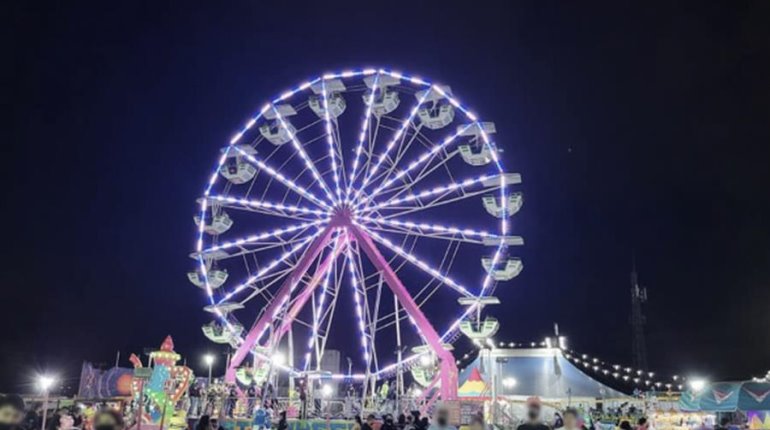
[{"x1": 4, "y1": 2, "x2": 770, "y2": 393}]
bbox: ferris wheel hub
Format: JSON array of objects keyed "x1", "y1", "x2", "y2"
[{"x1": 329, "y1": 206, "x2": 355, "y2": 227}]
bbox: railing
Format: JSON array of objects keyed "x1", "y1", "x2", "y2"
[{"x1": 187, "y1": 396, "x2": 427, "y2": 420}]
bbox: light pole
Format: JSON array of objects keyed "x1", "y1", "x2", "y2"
[
  {"x1": 203, "y1": 354, "x2": 215, "y2": 415},
  {"x1": 204, "y1": 354, "x2": 215, "y2": 384},
  {"x1": 38, "y1": 375, "x2": 56, "y2": 430}
]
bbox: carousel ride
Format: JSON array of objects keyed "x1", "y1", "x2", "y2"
[{"x1": 188, "y1": 68, "x2": 524, "y2": 410}]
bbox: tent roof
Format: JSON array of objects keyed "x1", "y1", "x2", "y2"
[
  {"x1": 457, "y1": 347, "x2": 628, "y2": 399},
  {"x1": 680, "y1": 381, "x2": 770, "y2": 412}
]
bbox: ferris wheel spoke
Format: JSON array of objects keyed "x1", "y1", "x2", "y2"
[
  {"x1": 354, "y1": 123, "x2": 476, "y2": 210},
  {"x1": 206, "y1": 233, "x2": 317, "y2": 262},
  {"x1": 319, "y1": 81, "x2": 345, "y2": 204},
  {"x1": 355, "y1": 222, "x2": 475, "y2": 298},
  {"x1": 345, "y1": 73, "x2": 380, "y2": 204},
  {"x1": 345, "y1": 242, "x2": 373, "y2": 365},
  {"x1": 351, "y1": 90, "x2": 431, "y2": 205},
  {"x1": 237, "y1": 266, "x2": 296, "y2": 305},
  {"x1": 368, "y1": 173, "x2": 511, "y2": 216},
  {"x1": 199, "y1": 219, "x2": 328, "y2": 257},
  {"x1": 233, "y1": 146, "x2": 332, "y2": 211},
  {"x1": 204, "y1": 195, "x2": 324, "y2": 222},
  {"x1": 311, "y1": 254, "x2": 344, "y2": 370},
  {"x1": 358, "y1": 215, "x2": 513, "y2": 245},
  {"x1": 364, "y1": 136, "x2": 459, "y2": 211},
  {"x1": 361, "y1": 124, "x2": 422, "y2": 198},
  {"x1": 216, "y1": 228, "x2": 324, "y2": 304},
  {"x1": 332, "y1": 119, "x2": 349, "y2": 198},
  {"x1": 270, "y1": 106, "x2": 336, "y2": 206}
]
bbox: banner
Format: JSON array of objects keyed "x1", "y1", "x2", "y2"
[{"x1": 78, "y1": 362, "x2": 134, "y2": 398}]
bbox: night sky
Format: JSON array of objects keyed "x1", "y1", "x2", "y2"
[{"x1": 4, "y1": 2, "x2": 770, "y2": 393}]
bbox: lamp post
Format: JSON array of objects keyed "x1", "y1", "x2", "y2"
[
  {"x1": 502, "y1": 377, "x2": 517, "y2": 389},
  {"x1": 203, "y1": 354, "x2": 215, "y2": 415},
  {"x1": 689, "y1": 378, "x2": 707, "y2": 392},
  {"x1": 204, "y1": 354, "x2": 215, "y2": 384},
  {"x1": 38, "y1": 375, "x2": 56, "y2": 430}
]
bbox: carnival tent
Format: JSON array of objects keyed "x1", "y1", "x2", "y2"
[
  {"x1": 679, "y1": 381, "x2": 770, "y2": 412},
  {"x1": 457, "y1": 347, "x2": 627, "y2": 400}
]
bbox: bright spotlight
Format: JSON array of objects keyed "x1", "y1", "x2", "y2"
[
  {"x1": 502, "y1": 377, "x2": 517, "y2": 388},
  {"x1": 321, "y1": 384, "x2": 333, "y2": 398},
  {"x1": 203, "y1": 354, "x2": 215, "y2": 366},
  {"x1": 419, "y1": 354, "x2": 432, "y2": 367},
  {"x1": 273, "y1": 352, "x2": 286, "y2": 366},
  {"x1": 38, "y1": 375, "x2": 56, "y2": 391},
  {"x1": 689, "y1": 379, "x2": 707, "y2": 392}
]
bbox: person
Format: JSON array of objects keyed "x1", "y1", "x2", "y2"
[
  {"x1": 195, "y1": 415, "x2": 213, "y2": 430},
  {"x1": 398, "y1": 414, "x2": 407, "y2": 430},
  {"x1": 619, "y1": 421, "x2": 633, "y2": 430},
  {"x1": 363, "y1": 414, "x2": 377, "y2": 430},
  {"x1": 562, "y1": 409, "x2": 580, "y2": 430},
  {"x1": 226, "y1": 386, "x2": 238, "y2": 418},
  {"x1": 404, "y1": 415, "x2": 415, "y2": 430},
  {"x1": 553, "y1": 412, "x2": 564, "y2": 429},
  {"x1": 419, "y1": 417, "x2": 429, "y2": 430},
  {"x1": 469, "y1": 415, "x2": 484, "y2": 430},
  {"x1": 636, "y1": 418, "x2": 648, "y2": 430},
  {"x1": 47, "y1": 411, "x2": 75, "y2": 430},
  {"x1": 0, "y1": 395, "x2": 26, "y2": 430},
  {"x1": 189, "y1": 382, "x2": 202, "y2": 418},
  {"x1": 22, "y1": 406, "x2": 41, "y2": 430},
  {"x1": 382, "y1": 415, "x2": 397, "y2": 430},
  {"x1": 428, "y1": 407, "x2": 456, "y2": 430},
  {"x1": 353, "y1": 416, "x2": 364, "y2": 430},
  {"x1": 516, "y1": 397, "x2": 550, "y2": 430},
  {"x1": 299, "y1": 379, "x2": 308, "y2": 420},
  {"x1": 252, "y1": 407, "x2": 268, "y2": 430},
  {"x1": 247, "y1": 385, "x2": 257, "y2": 415},
  {"x1": 92, "y1": 409, "x2": 124, "y2": 430},
  {"x1": 210, "y1": 418, "x2": 225, "y2": 430},
  {"x1": 379, "y1": 381, "x2": 390, "y2": 407},
  {"x1": 277, "y1": 411, "x2": 288, "y2": 430}
]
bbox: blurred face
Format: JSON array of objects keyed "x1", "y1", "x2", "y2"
[
  {"x1": 527, "y1": 405, "x2": 540, "y2": 421},
  {"x1": 59, "y1": 415, "x2": 74, "y2": 430},
  {"x1": 0, "y1": 405, "x2": 23, "y2": 426},
  {"x1": 436, "y1": 410, "x2": 448, "y2": 427},
  {"x1": 93, "y1": 413, "x2": 120, "y2": 430},
  {"x1": 564, "y1": 414, "x2": 577, "y2": 429}
]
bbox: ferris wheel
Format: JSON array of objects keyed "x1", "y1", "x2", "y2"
[{"x1": 189, "y1": 68, "x2": 523, "y2": 402}]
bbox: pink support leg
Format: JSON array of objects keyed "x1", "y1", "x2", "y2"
[
  {"x1": 348, "y1": 225, "x2": 458, "y2": 400},
  {"x1": 226, "y1": 224, "x2": 337, "y2": 383},
  {"x1": 273, "y1": 234, "x2": 348, "y2": 342}
]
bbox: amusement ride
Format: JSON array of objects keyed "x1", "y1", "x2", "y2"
[{"x1": 189, "y1": 68, "x2": 524, "y2": 409}]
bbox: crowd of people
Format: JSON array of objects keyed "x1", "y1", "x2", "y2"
[
  {"x1": 1, "y1": 391, "x2": 746, "y2": 430},
  {"x1": 0, "y1": 395, "x2": 124, "y2": 430}
]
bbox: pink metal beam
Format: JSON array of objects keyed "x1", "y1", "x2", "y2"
[
  {"x1": 226, "y1": 224, "x2": 337, "y2": 383},
  {"x1": 348, "y1": 224, "x2": 458, "y2": 400},
  {"x1": 272, "y1": 234, "x2": 348, "y2": 342}
]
